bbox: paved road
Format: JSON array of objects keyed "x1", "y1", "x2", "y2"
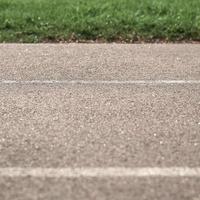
[
  {"x1": 0, "y1": 44, "x2": 200, "y2": 200},
  {"x1": 0, "y1": 44, "x2": 199, "y2": 80}
]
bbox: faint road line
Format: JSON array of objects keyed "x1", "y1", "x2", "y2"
[
  {"x1": 0, "y1": 80, "x2": 200, "y2": 85},
  {"x1": 1, "y1": 168, "x2": 200, "y2": 178}
]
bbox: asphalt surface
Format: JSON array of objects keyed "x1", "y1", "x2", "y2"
[
  {"x1": 0, "y1": 44, "x2": 200, "y2": 200},
  {"x1": 1, "y1": 177, "x2": 200, "y2": 200},
  {"x1": 0, "y1": 44, "x2": 200, "y2": 80},
  {"x1": 0, "y1": 84, "x2": 200, "y2": 167}
]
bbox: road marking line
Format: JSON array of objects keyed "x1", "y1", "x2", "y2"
[
  {"x1": 1, "y1": 168, "x2": 200, "y2": 177},
  {"x1": 0, "y1": 80, "x2": 200, "y2": 85}
]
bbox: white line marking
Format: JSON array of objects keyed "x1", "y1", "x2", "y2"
[
  {"x1": 0, "y1": 80, "x2": 200, "y2": 85},
  {"x1": 0, "y1": 168, "x2": 200, "y2": 177}
]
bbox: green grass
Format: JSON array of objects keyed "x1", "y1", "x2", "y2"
[{"x1": 0, "y1": 0, "x2": 200, "y2": 42}]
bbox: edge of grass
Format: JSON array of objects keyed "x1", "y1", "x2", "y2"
[{"x1": 0, "y1": 0, "x2": 200, "y2": 43}]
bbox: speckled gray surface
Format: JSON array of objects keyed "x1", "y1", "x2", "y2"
[
  {"x1": 0, "y1": 177, "x2": 200, "y2": 200},
  {"x1": 0, "y1": 44, "x2": 200, "y2": 200},
  {"x1": 0, "y1": 84, "x2": 200, "y2": 167},
  {"x1": 0, "y1": 44, "x2": 200, "y2": 81}
]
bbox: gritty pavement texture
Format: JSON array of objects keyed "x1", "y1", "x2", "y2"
[
  {"x1": 0, "y1": 44, "x2": 200, "y2": 81},
  {"x1": 0, "y1": 84, "x2": 200, "y2": 167},
  {"x1": 0, "y1": 44, "x2": 200, "y2": 199},
  {"x1": 0, "y1": 177, "x2": 200, "y2": 200}
]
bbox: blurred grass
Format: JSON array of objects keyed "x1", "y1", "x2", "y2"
[{"x1": 0, "y1": 0, "x2": 200, "y2": 42}]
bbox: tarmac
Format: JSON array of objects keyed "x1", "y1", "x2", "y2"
[{"x1": 0, "y1": 44, "x2": 200, "y2": 200}]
